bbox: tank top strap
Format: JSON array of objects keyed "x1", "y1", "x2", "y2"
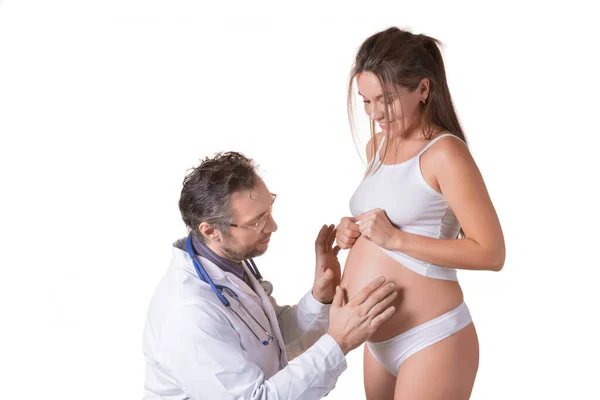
[
  {"x1": 375, "y1": 136, "x2": 386, "y2": 159},
  {"x1": 417, "y1": 133, "x2": 460, "y2": 157},
  {"x1": 368, "y1": 135, "x2": 387, "y2": 168}
]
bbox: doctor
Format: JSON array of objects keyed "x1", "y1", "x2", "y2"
[{"x1": 142, "y1": 152, "x2": 398, "y2": 399}]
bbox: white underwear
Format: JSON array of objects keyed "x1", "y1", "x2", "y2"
[{"x1": 366, "y1": 302, "x2": 472, "y2": 376}]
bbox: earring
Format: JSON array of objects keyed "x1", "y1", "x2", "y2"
[{"x1": 421, "y1": 98, "x2": 427, "y2": 105}]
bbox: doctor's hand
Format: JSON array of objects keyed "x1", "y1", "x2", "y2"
[
  {"x1": 312, "y1": 224, "x2": 342, "y2": 304},
  {"x1": 356, "y1": 208, "x2": 400, "y2": 250},
  {"x1": 327, "y1": 277, "x2": 397, "y2": 355},
  {"x1": 335, "y1": 217, "x2": 361, "y2": 249}
]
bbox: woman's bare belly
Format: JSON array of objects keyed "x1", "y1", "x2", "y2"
[{"x1": 340, "y1": 236, "x2": 464, "y2": 342}]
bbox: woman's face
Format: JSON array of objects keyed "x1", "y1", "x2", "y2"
[{"x1": 356, "y1": 71, "x2": 426, "y2": 136}]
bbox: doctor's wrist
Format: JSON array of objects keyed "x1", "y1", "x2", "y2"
[
  {"x1": 311, "y1": 290, "x2": 333, "y2": 305},
  {"x1": 327, "y1": 332, "x2": 351, "y2": 355}
]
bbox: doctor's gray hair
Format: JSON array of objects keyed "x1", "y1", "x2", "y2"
[{"x1": 179, "y1": 151, "x2": 260, "y2": 243}]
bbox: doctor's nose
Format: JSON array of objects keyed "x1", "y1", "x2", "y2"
[{"x1": 263, "y1": 213, "x2": 278, "y2": 233}]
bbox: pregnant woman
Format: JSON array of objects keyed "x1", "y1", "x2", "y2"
[{"x1": 337, "y1": 27, "x2": 505, "y2": 400}]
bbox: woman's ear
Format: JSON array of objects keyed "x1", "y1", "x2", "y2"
[{"x1": 419, "y1": 77, "x2": 430, "y2": 101}]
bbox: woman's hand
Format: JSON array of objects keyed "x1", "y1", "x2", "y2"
[
  {"x1": 356, "y1": 208, "x2": 402, "y2": 250},
  {"x1": 335, "y1": 217, "x2": 361, "y2": 249}
]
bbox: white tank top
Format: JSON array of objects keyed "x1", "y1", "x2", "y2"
[{"x1": 349, "y1": 134, "x2": 462, "y2": 281}]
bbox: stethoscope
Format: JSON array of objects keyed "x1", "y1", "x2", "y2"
[{"x1": 185, "y1": 234, "x2": 274, "y2": 346}]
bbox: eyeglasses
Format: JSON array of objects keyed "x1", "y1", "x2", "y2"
[{"x1": 229, "y1": 193, "x2": 277, "y2": 231}]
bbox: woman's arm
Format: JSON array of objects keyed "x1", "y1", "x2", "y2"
[
  {"x1": 357, "y1": 136, "x2": 505, "y2": 272},
  {"x1": 336, "y1": 133, "x2": 384, "y2": 249}
]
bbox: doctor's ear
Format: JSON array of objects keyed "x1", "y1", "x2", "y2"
[{"x1": 198, "y1": 222, "x2": 221, "y2": 242}]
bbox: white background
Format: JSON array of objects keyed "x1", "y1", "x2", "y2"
[{"x1": 1, "y1": 1, "x2": 599, "y2": 399}]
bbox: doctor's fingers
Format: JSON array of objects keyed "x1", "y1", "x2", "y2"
[
  {"x1": 355, "y1": 281, "x2": 397, "y2": 315},
  {"x1": 318, "y1": 268, "x2": 334, "y2": 284},
  {"x1": 366, "y1": 290, "x2": 398, "y2": 320},
  {"x1": 315, "y1": 224, "x2": 330, "y2": 248},
  {"x1": 347, "y1": 276, "x2": 387, "y2": 307},
  {"x1": 332, "y1": 285, "x2": 345, "y2": 307},
  {"x1": 369, "y1": 305, "x2": 396, "y2": 331},
  {"x1": 326, "y1": 225, "x2": 337, "y2": 249}
]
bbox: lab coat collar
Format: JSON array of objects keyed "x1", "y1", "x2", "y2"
[{"x1": 172, "y1": 237, "x2": 259, "y2": 298}]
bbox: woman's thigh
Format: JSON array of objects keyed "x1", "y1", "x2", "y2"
[
  {"x1": 364, "y1": 344, "x2": 396, "y2": 400},
  {"x1": 394, "y1": 323, "x2": 480, "y2": 400}
]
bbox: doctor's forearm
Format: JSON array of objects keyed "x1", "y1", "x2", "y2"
[
  {"x1": 196, "y1": 334, "x2": 346, "y2": 399},
  {"x1": 274, "y1": 290, "x2": 330, "y2": 345},
  {"x1": 266, "y1": 334, "x2": 347, "y2": 399}
]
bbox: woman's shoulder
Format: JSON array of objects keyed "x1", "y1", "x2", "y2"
[
  {"x1": 421, "y1": 131, "x2": 471, "y2": 166},
  {"x1": 366, "y1": 132, "x2": 386, "y2": 162}
]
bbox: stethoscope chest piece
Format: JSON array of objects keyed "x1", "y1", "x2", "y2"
[{"x1": 260, "y1": 280, "x2": 273, "y2": 296}]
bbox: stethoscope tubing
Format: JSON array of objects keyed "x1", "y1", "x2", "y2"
[{"x1": 185, "y1": 233, "x2": 273, "y2": 346}]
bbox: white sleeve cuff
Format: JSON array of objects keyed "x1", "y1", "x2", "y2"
[
  {"x1": 315, "y1": 333, "x2": 347, "y2": 376},
  {"x1": 301, "y1": 290, "x2": 332, "y2": 314}
]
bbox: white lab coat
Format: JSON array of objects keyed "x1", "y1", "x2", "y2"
[{"x1": 142, "y1": 238, "x2": 347, "y2": 399}]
